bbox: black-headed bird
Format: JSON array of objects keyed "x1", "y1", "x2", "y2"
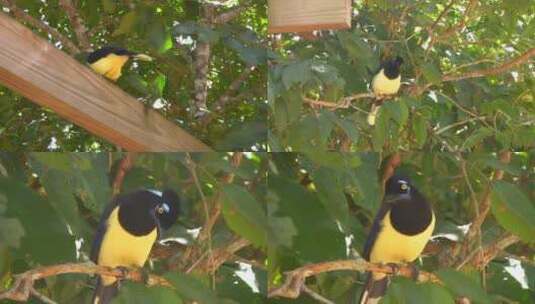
[
  {"x1": 87, "y1": 46, "x2": 153, "y2": 81},
  {"x1": 367, "y1": 56, "x2": 404, "y2": 126},
  {"x1": 359, "y1": 175, "x2": 434, "y2": 304},
  {"x1": 90, "y1": 189, "x2": 180, "y2": 304}
]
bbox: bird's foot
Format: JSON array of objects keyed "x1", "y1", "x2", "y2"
[
  {"x1": 386, "y1": 263, "x2": 401, "y2": 276},
  {"x1": 408, "y1": 264, "x2": 419, "y2": 281},
  {"x1": 140, "y1": 268, "x2": 151, "y2": 285}
]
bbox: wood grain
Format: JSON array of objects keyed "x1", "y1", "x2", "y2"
[
  {"x1": 0, "y1": 13, "x2": 210, "y2": 152},
  {"x1": 268, "y1": 0, "x2": 351, "y2": 33}
]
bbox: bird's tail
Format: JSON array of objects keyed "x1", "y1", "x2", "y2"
[
  {"x1": 367, "y1": 104, "x2": 381, "y2": 126},
  {"x1": 92, "y1": 277, "x2": 119, "y2": 304},
  {"x1": 358, "y1": 273, "x2": 389, "y2": 304}
]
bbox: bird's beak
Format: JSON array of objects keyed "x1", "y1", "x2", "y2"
[{"x1": 132, "y1": 54, "x2": 153, "y2": 62}]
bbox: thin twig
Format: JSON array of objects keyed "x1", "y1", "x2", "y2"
[
  {"x1": 456, "y1": 151, "x2": 511, "y2": 265},
  {"x1": 184, "y1": 153, "x2": 214, "y2": 287}
]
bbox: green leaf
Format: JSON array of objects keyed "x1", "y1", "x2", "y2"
[
  {"x1": 412, "y1": 114, "x2": 428, "y2": 148},
  {"x1": 221, "y1": 184, "x2": 267, "y2": 247},
  {"x1": 165, "y1": 272, "x2": 218, "y2": 304},
  {"x1": 113, "y1": 282, "x2": 181, "y2": 304},
  {"x1": 282, "y1": 61, "x2": 311, "y2": 89},
  {"x1": 113, "y1": 11, "x2": 138, "y2": 36},
  {"x1": 436, "y1": 269, "x2": 491, "y2": 303},
  {"x1": 383, "y1": 278, "x2": 454, "y2": 304},
  {"x1": 383, "y1": 100, "x2": 409, "y2": 126},
  {"x1": 303, "y1": 152, "x2": 361, "y2": 170},
  {"x1": 0, "y1": 216, "x2": 25, "y2": 248},
  {"x1": 101, "y1": 0, "x2": 116, "y2": 13},
  {"x1": 310, "y1": 167, "x2": 350, "y2": 228},
  {"x1": 0, "y1": 177, "x2": 74, "y2": 264},
  {"x1": 491, "y1": 181, "x2": 535, "y2": 242},
  {"x1": 372, "y1": 106, "x2": 388, "y2": 151},
  {"x1": 463, "y1": 128, "x2": 493, "y2": 149},
  {"x1": 422, "y1": 62, "x2": 442, "y2": 84}
]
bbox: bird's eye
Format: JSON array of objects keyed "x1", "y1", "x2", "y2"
[
  {"x1": 157, "y1": 206, "x2": 165, "y2": 214},
  {"x1": 400, "y1": 183, "x2": 409, "y2": 191}
]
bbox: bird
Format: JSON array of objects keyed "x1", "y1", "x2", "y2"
[
  {"x1": 90, "y1": 189, "x2": 180, "y2": 304},
  {"x1": 359, "y1": 174, "x2": 435, "y2": 304},
  {"x1": 367, "y1": 56, "x2": 404, "y2": 126},
  {"x1": 87, "y1": 46, "x2": 153, "y2": 81}
]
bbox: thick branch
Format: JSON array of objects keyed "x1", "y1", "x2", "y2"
[
  {"x1": 0, "y1": 0, "x2": 80, "y2": 54},
  {"x1": 268, "y1": 259, "x2": 440, "y2": 299},
  {"x1": 0, "y1": 262, "x2": 172, "y2": 302},
  {"x1": 195, "y1": 237, "x2": 251, "y2": 273},
  {"x1": 471, "y1": 233, "x2": 520, "y2": 269},
  {"x1": 213, "y1": 5, "x2": 248, "y2": 24},
  {"x1": 58, "y1": 0, "x2": 91, "y2": 51},
  {"x1": 443, "y1": 48, "x2": 535, "y2": 82}
]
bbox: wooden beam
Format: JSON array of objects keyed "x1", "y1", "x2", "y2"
[
  {"x1": 0, "y1": 13, "x2": 210, "y2": 152},
  {"x1": 268, "y1": 0, "x2": 352, "y2": 33}
]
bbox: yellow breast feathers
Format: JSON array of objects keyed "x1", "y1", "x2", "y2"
[
  {"x1": 371, "y1": 69, "x2": 401, "y2": 95},
  {"x1": 97, "y1": 207, "x2": 157, "y2": 269},
  {"x1": 89, "y1": 54, "x2": 129, "y2": 81},
  {"x1": 369, "y1": 209, "x2": 435, "y2": 264}
]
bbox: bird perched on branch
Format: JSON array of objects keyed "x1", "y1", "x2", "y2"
[
  {"x1": 368, "y1": 56, "x2": 404, "y2": 125},
  {"x1": 87, "y1": 46, "x2": 153, "y2": 81},
  {"x1": 90, "y1": 189, "x2": 180, "y2": 304},
  {"x1": 359, "y1": 174, "x2": 434, "y2": 304}
]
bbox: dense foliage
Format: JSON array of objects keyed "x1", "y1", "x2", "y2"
[
  {"x1": 269, "y1": 0, "x2": 535, "y2": 153},
  {"x1": 0, "y1": 152, "x2": 267, "y2": 303},
  {"x1": 268, "y1": 152, "x2": 535, "y2": 303},
  {"x1": 0, "y1": 0, "x2": 267, "y2": 151}
]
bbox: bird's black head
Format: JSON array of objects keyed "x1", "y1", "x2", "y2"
[
  {"x1": 155, "y1": 189, "x2": 180, "y2": 230},
  {"x1": 86, "y1": 46, "x2": 135, "y2": 63},
  {"x1": 384, "y1": 174, "x2": 412, "y2": 201},
  {"x1": 117, "y1": 189, "x2": 179, "y2": 237},
  {"x1": 383, "y1": 56, "x2": 403, "y2": 79}
]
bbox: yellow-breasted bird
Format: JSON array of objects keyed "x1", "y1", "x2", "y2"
[
  {"x1": 87, "y1": 46, "x2": 153, "y2": 81},
  {"x1": 359, "y1": 175, "x2": 435, "y2": 304},
  {"x1": 90, "y1": 189, "x2": 180, "y2": 304},
  {"x1": 367, "y1": 56, "x2": 404, "y2": 126}
]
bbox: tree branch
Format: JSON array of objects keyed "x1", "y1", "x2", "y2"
[
  {"x1": 303, "y1": 93, "x2": 376, "y2": 109},
  {"x1": 195, "y1": 237, "x2": 251, "y2": 273},
  {"x1": 0, "y1": 0, "x2": 80, "y2": 54},
  {"x1": 442, "y1": 47, "x2": 535, "y2": 82},
  {"x1": 457, "y1": 151, "x2": 511, "y2": 262},
  {"x1": 112, "y1": 152, "x2": 136, "y2": 196},
  {"x1": 200, "y1": 66, "x2": 257, "y2": 126},
  {"x1": 213, "y1": 5, "x2": 249, "y2": 24},
  {"x1": 58, "y1": 0, "x2": 91, "y2": 51},
  {"x1": 0, "y1": 262, "x2": 172, "y2": 302},
  {"x1": 471, "y1": 233, "x2": 520, "y2": 269},
  {"x1": 268, "y1": 259, "x2": 440, "y2": 299}
]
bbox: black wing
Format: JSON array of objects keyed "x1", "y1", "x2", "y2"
[
  {"x1": 87, "y1": 47, "x2": 133, "y2": 64},
  {"x1": 89, "y1": 198, "x2": 120, "y2": 263},
  {"x1": 362, "y1": 203, "x2": 391, "y2": 261}
]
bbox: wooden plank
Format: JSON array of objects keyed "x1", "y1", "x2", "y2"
[
  {"x1": 0, "y1": 13, "x2": 210, "y2": 152},
  {"x1": 268, "y1": 0, "x2": 351, "y2": 33}
]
